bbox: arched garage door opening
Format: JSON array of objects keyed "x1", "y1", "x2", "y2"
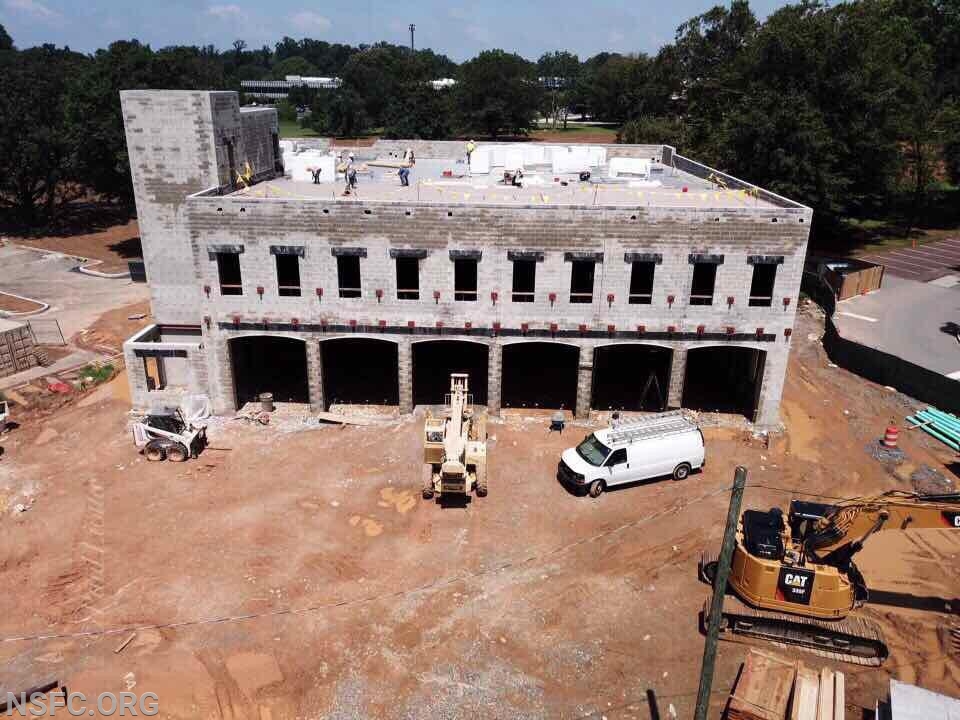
[
  {"x1": 413, "y1": 341, "x2": 488, "y2": 406},
  {"x1": 230, "y1": 336, "x2": 309, "y2": 407},
  {"x1": 592, "y1": 344, "x2": 672, "y2": 412},
  {"x1": 682, "y1": 346, "x2": 766, "y2": 420},
  {"x1": 321, "y1": 338, "x2": 399, "y2": 407},
  {"x1": 502, "y1": 342, "x2": 579, "y2": 410}
]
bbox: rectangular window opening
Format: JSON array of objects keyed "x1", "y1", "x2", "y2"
[
  {"x1": 276, "y1": 254, "x2": 301, "y2": 297},
  {"x1": 217, "y1": 253, "x2": 243, "y2": 296},
  {"x1": 749, "y1": 264, "x2": 777, "y2": 307},
  {"x1": 512, "y1": 260, "x2": 536, "y2": 303},
  {"x1": 337, "y1": 256, "x2": 362, "y2": 299},
  {"x1": 629, "y1": 261, "x2": 655, "y2": 304},
  {"x1": 454, "y1": 258, "x2": 478, "y2": 302},
  {"x1": 690, "y1": 263, "x2": 717, "y2": 306},
  {"x1": 569, "y1": 260, "x2": 595, "y2": 304},
  {"x1": 396, "y1": 257, "x2": 420, "y2": 300},
  {"x1": 143, "y1": 356, "x2": 166, "y2": 391}
]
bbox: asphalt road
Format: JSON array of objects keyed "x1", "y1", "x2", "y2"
[{"x1": 832, "y1": 273, "x2": 960, "y2": 376}]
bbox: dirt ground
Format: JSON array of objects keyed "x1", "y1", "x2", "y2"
[
  {"x1": 71, "y1": 299, "x2": 152, "y2": 354},
  {"x1": 0, "y1": 303, "x2": 957, "y2": 719},
  {"x1": 13, "y1": 220, "x2": 142, "y2": 274},
  {"x1": 0, "y1": 291, "x2": 45, "y2": 313}
]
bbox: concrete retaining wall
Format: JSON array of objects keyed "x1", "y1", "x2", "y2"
[{"x1": 0, "y1": 321, "x2": 38, "y2": 378}]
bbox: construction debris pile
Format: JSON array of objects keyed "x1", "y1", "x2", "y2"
[{"x1": 726, "y1": 649, "x2": 845, "y2": 720}]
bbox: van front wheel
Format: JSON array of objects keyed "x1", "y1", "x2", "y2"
[
  {"x1": 588, "y1": 479, "x2": 605, "y2": 498},
  {"x1": 673, "y1": 463, "x2": 691, "y2": 481}
]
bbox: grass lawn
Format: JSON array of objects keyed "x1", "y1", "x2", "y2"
[
  {"x1": 278, "y1": 119, "x2": 321, "y2": 138},
  {"x1": 530, "y1": 123, "x2": 619, "y2": 143}
]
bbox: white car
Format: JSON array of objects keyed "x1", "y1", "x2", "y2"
[{"x1": 558, "y1": 411, "x2": 705, "y2": 498}]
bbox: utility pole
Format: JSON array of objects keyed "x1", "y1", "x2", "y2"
[
  {"x1": 693, "y1": 465, "x2": 747, "y2": 720},
  {"x1": 409, "y1": 24, "x2": 415, "y2": 54}
]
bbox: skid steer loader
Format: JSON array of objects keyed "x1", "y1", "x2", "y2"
[{"x1": 132, "y1": 407, "x2": 208, "y2": 462}]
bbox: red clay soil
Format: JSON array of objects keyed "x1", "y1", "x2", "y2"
[
  {"x1": 0, "y1": 291, "x2": 44, "y2": 314},
  {"x1": 15, "y1": 220, "x2": 142, "y2": 274},
  {"x1": 0, "y1": 305, "x2": 956, "y2": 718},
  {"x1": 71, "y1": 299, "x2": 152, "y2": 354}
]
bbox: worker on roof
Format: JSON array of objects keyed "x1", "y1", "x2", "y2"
[{"x1": 466, "y1": 139, "x2": 476, "y2": 168}]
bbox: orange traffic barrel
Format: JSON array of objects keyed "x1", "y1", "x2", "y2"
[{"x1": 883, "y1": 425, "x2": 899, "y2": 448}]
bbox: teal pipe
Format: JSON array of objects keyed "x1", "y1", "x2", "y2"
[
  {"x1": 914, "y1": 419, "x2": 960, "y2": 450},
  {"x1": 910, "y1": 412, "x2": 960, "y2": 449},
  {"x1": 920, "y1": 410, "x2": 960, "y2": 440},
  {"x1": 924, "y1": 407, "x2": 960, "y2": 432}
]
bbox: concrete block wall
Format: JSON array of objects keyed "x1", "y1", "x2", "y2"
[
  {"x1": 240, "y1": 108, "x2": 280, "y2": 179},
  {"x1": 119, "y1": 91, "x2": 810, "y2": 427},
  {"x1": 123, "y1": 325, "x2": 208, "y2": 411},
  {"x1": 0, "y1": 322, "x2": 38, "y2": 378},
  {"x1": 184, "y1": 195, "x2": 810, "y2": 427},
  {"x1": 121, "y1": 90, "x2": 278, "y2": 325},
  {"x1": 184, "y1": 198, "x2": 809, "y2": 336}
]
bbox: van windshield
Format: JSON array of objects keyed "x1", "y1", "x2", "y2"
[{"x1": 576, "y1": 435, "x2": 611, "y2": 466}]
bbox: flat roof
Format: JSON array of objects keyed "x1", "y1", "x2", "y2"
[{"x1": 228, "y1": 157, "x2": 782, "y2": 210}]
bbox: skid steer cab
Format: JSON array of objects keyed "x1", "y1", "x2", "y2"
[{"x1": 132, "y1": 408, "x2": 208, "y2": 462}]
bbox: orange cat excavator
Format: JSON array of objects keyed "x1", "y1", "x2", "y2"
[{"x1": 700, "y1": 490, "x2": 960, "y2": 665}]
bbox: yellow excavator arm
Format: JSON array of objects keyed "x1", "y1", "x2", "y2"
[{"x1": 804, "y1": 491, "x2": 960, "y2": 564}]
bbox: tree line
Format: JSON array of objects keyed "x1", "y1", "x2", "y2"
[{"x1": 0, "y1": 0, "x2": 958, "y2": 243}]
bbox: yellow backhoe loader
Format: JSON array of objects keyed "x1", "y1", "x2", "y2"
[
  {"x1": 422, "y1": 373, "x2": 487, "y2": 500},
  {"x1": 700, "y1": 490, "x2": 960, "y2": 665}
]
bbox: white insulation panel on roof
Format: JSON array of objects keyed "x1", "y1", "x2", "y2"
[
  {"x1": 470, "y1": 147, "x2": 491, "y2": 174},
  {"x1": 890, "y1": 680, "x2": 960, "y2": 720},
  {"x1": 609, "y1": 157, "x2": 650, "y2": 178},
  {"x1": 288, "y1": 152, "x2": 335, "y2": 183}
]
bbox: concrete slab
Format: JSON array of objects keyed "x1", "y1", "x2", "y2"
[
  {"x1": 0, "y1": 245, "x2": 148, "y2": 340},
  {"x1": 832, "y1": 274, "x2": 960, "y2": 376},
  {"x1": 231, "y1": 163, "x2": 781, "y2": 210}
]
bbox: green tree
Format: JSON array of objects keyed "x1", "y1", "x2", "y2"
[
  {"x1": 271, "y1": 56, "x2": 319, "y2": 79},
  {"x1": 0, "y1": 45, "x2": 87, "y2": 227},
  {"x1": 0, "y1": 24, "x2": 13, "y2": 51},
  {"x1": 618, "y1": 116, "x2": 686, "y2": 146},
  {"x1": 383, "y1": 85, "x2": 452, "y2": 139},
  {"x1": 308, "y1": 88, "x2": 369, "y2": 136},
  {"x1": 455, "y1": 50, "x2": 541, "y2": 137},
  {"x1": 537, "y1": 51, "x2": 579, "y2": 128}
]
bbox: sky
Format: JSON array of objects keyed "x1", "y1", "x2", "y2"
[{"x1": 0, "y1": 0, "x2": 791, "y2": 61}]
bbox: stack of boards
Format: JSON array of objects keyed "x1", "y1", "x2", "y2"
[{"x1": 726, "y1": 649, "x2": 845, "y2": 720}]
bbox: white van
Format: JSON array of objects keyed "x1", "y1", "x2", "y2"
[{"x1": 557, "y1": 411, "x2": 705, "y2": 497}]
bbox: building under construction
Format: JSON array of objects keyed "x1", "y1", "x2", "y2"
[{"x1": 121, "y1": 90, "x2": 811, "y2": 427}]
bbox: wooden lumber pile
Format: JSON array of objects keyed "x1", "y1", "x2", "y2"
[
  {"x1": 726, "y1": 650, "x2": 845, "y2": 720},
  {"x1": 728, "y1": 649, "x2": 796, "y2": 720}
]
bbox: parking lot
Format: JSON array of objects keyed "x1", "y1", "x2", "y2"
[
  {"x1": 0, "y1": 244, "x2": 147, "y2": 340},
  {"x1": 860, "y1": 237, "x2": 960, "y2": 282}
]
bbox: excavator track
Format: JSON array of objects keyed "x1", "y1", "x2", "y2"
[{"x1": 702, "y1": 593, "x2": 889, "y2": 667}]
